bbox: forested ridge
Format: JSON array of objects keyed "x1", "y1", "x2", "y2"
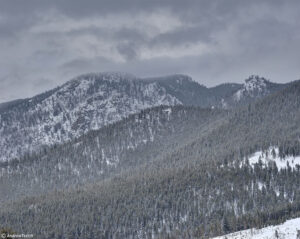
[
  {"x1": 2, "y1": 153, "x2": 300, "y2": 238},
  {"x1": 0, "y1": 106, "x2": 226, "y2": 204},
  {"x1": 0, "y1": 73, "x2": 290, "y2": 162},
  {"x1": 0, "y1": 79, "x2": 300, "y2": 238}
]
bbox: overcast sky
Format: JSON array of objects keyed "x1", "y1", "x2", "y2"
[{"x1": 0, "y1": 0, "x2": 300, "y2": 103}]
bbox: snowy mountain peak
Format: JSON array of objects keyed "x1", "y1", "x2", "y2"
[
  {"x1": 233, "y1": 75, "x2": 270, "y2": 101},
  {"x1": 244, "y1": 75, "x2": 268, "y2": 90},
  {"x1": 144, "y1": 74, "x2": 194, "y2": 84},
  {"x1": 65, "y1": 72, "x2": 137, "y2": 87},
  {"x1": 172, "y1": 74, "x2": 195, "y2": 85},
  {"x1": 0, "y1": 72, "x2": 181, "y2": 162},
  {"x1": 245, "y1": 74, "x2": 268, "y2": 82},
  {"x1": 0, "y1": 72, "x2": 291, "y2": 161},
  {"x1": 58, "y1": 72, "x2": 138, "y2": 97},
  {"x1": 166, "y1": 74, "x2": 193, "y2": 82}
]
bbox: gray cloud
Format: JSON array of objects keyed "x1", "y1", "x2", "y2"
[
  {"x1": 0, "y1": 0, "x2": 300, "y2": 102},
  {"x1": 116, "y1": 42, "x2": 138, "y2": 60}
]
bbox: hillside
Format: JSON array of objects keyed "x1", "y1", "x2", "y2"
[
  {"x1": 213, "y1": 217, "x2": 300, "y2": 239},
  {"x1": 0, "y1": 72, "x2": 291, "y2": 162},
  {"x1": 1, "y1": 149, "x2": 300, "y2": 239},
  {"x1": 0, "y1": 72, "x2": 180, "y2": 162},
  {"x1": 0, "y1": 80, "x2": 300, "y2": 238},
  {"x1": 0, "y1": 105, "x2": 226, "y2": 204}
]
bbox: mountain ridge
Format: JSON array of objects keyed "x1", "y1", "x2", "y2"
[
  {"x1": 0, "y1": 72, "x2": 294, "y2": 162},
  {"x1": 1, "y1": 76, "x2": 300, "y2": 238}
]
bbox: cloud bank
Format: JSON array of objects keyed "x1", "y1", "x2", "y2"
[{"x1": 0, "y1": 0, "x2": 299, "y2": 102}]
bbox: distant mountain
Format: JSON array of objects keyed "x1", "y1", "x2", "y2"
[
  {"x1": 0, "y1": 72, "x2": 181, "y2": 162},
  {"x1": 131, "y1": 74, "x2": 292, "y2": 111},
  {"x1": 154, "y1": 74, "x2": 291, "y2": 110},
  {"x1": 1, "y1": 76, "x2": 299, "y2": 205},
  {"x1": 144, "y1": 74, "x2": 212, "y2": 106},
  {"x1": 220, "y1": 75, "x2": 290, "y2": 108},
  {"x1": 0, "y1": 72, "x2": 292, "y2": 162}
]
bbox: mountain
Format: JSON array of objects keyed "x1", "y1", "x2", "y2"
[
  {"x1": 1, "y1": 142, "x2": 300, "y2": 239},
  {"x1": 0, "y1": 72, "x2": 181, "y2": 162},
  {"x1": 144, "y1": 74, "x2": 213, "y2": 106},
  {"x1": 220, "y1": 75, "x2": 290, "y2": 108},
  {"x1": 0, "y1": 72, "x2": 291, "y2": 162},
  {"x1": 1, "y1": 78, "x2": 300, "y2": 238},
  {"x1": 0, "y1": 105, "x2": 226, "y2": 204}
]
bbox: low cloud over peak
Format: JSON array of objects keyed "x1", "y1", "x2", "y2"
[{"x1": 0, "y1": 0, "x2": 300, "y2": 102}]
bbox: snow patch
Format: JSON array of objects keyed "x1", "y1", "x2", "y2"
[
  {"x1": 242, "y1": 147, "x2": 300, "y2": 171},
  {"x1": 213, "y1": 217, "x2": 300, "y2": 239}
]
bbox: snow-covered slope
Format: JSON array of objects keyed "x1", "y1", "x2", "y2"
[
  {"x1": 0, "y1": 72, "x2": 292, "y2": 162},
  {"x1": 0, "y1": 72, "x2": 181, "y2": 162},
  {"x1": 213, "y1": 217, "x2": 300, "y2": 239},
  {"x1": 244, "y1": 147, "x2": 300, "y2": 170}
]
